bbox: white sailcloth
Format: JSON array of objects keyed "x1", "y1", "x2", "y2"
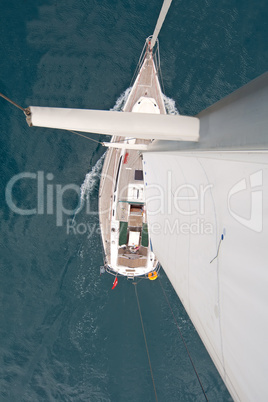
[
  {"x1": 143, "y1": 149, "x2": 268, "y2": 402},
  {"x1": 27, "y1": 107, "x2": 199, "y2": 141},
  {"x1": 143, "y1": 72, "x2": 268, "y2": 402}
]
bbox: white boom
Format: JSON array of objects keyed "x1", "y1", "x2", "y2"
[{"x1": 26, "y1": 106, "x2": 199, "y2": 142}]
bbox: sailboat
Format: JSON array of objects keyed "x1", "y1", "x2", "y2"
[
  {"x1": 23, "y1": 2, "x2": 199, "y2": 281},
  {"x1": 1, "y1": 0, "x2": 267, "y2": 401},
  {"x1": 98, "y1": 31, "x2": 199, "y2": 279}
]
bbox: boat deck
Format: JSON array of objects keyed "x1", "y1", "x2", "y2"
[
  {"x1": 123, "y1": 51, "x2": 166, "y2": 114},
  {"x1": 99, "y1": 46, "x2": 164, "y2": 270},
  {"x1": 99, "y1": 143, "x2": 148, "y2": 266}
]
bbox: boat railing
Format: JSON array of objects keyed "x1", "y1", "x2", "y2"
[
  {"x1": 104, "y1": 262, "x2": 161, "y2": 279},
  {"x1": 130, "y1": 36, "x2": 161, "y2": 88}
]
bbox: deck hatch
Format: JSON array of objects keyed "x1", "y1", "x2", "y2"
[
  {"x1": 119, "y1": 221, "x2": 128, "y2": 246},
  {"x1": 141, "y1": 223, "x2": 149, "y2": 247},
  {"x1": 135, "y1": 169, "x2": 144, "y2": 181}
]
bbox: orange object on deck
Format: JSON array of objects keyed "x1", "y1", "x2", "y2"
[{"x1": 148, "y1": 271, "x2": 158, "y2": 280}]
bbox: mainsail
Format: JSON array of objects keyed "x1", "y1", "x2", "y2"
[{"x1": 144, "y1": 73, "x2": 268, "y2": 402}]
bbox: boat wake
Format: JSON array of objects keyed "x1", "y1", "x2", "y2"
[
  {"x1": 74, "y1": 88, "x2": 133, "y2": 221},
  {"x1": 111, "y1": 87, "x2": 179, "y2": 115},
  {"x1": 73, "y1": 153, "x2": 106, "y2": 219},
  {"x1": 74, "y1": 88, "x2": 178, "y2": 221},
  {"x1": 80, "y1": 154, "x2": 106, "y2": 202},
  {"x1": 163, "y1": 93, "x2": 180, "y2": 115},
  {"x1": 110, "y1": 87, "x2": 132, "y2": 111}
]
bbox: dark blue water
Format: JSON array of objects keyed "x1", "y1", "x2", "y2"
[{"x1": 0, "y1": 0, "x2": 267, "y2": 401}]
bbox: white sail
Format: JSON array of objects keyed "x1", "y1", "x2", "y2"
[
  {"x1": 149, "y1": 71, "x2": 268, "y2": 153},
  {"x1": 27, "y1": 106, "x2": 199, "y2": 141},
  {"x1": 143, "y1": 73, "x2": 268, "y2": 402},
  {"x1": 143, "y1": 149, "x2": 268, "y2": 402}
]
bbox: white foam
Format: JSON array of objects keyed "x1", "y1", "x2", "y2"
[
  {"x1": 111, "y1": 87, "x2": 179, "y2": 115},
  {"x1": 110, "y1": 87, "x2": 132, "y2": 111},
  {"x1": 74, "y1": 89, "x2": 178, "y2": 218},
  {"x1": 74, "y1": 88, "x2": 133, "y2": 220},
  {"x1": 73, "y1": 153, "x2": 106, "y2": 218},
  {"x1": 80, "y1": 153, "x2": 106, "y2": 202},
  {"x1": 163, "y1": 94, "x2": 180, "y2": 115}
]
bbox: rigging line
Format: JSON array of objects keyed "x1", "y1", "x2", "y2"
[
  {"x1": 133, "y1": 283, "x2": 158, "y2": 402},
  {"x1": 128, "y1": 152, "x2": 142, "y2": 170},
  {"x1": 158, "y1": 278, "x2": 209, "y2": 402},
  {"x1": 67, "y1": 130, "x2": 103, "y2": 145},
  {"x1": 152, "y1": 62, "x2": 162, "y2": 112},
  {"x1": 0, "y1": 92, "x2": 131, "y2": 146},
  {"x1": 210, "y1": 233, "x2": 224, "y2": 264},
  {"x1": 130, "y1": 39, "x2": 148, "y2": 88},
  {"x1": 129, "y1": 41, "x2": 150, "y2": 112},
  {"x1": 158, "y1": 65, "x2": 166, "y2": 97},
  {"x1": 69, "y1": 131, "x2": 138, "y2": 146},
  {"x1": 0, "y1": 92, "x2": 28, "y2": 113}
]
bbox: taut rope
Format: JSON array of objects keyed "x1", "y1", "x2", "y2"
[
  {"x1": 0, "y1": 92, "x2": 30, "y2": 115},
  {"x1": 133, "y1": 282, "x2": 158, "y2": 401},
  {"x1": 159, "y1": 278, "x2": 209, "y2": 401}
]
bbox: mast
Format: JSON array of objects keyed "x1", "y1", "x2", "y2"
[{"x1": 150, "y1": 0, "x2": 173, "y2": 50}]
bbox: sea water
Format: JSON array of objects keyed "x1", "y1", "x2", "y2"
[{"x1": 0, "y1": 0, "x2": 267, "y2": 401}]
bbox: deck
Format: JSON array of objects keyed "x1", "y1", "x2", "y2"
[{"x1": 99, "y1": 44, "x2": 164, "y2": 270}]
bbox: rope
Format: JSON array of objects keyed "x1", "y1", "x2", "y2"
[
  {"x1": 133, "y1": 283, "x2": 158, "y2": 402},
  {"x1": 152, "y1": 60, "x2": 162, "y2": 113},
  {"x1": 0, "y1": 92, "x2": 28, "y2": 113},
  {"x1": 158, "y1": 278, "x2": 209, "y2": 401},
  {"x1": 68, "y1": 130, "x2": 137, "y2": 145},
  {"x1": 0, "y1": 92, "x2": 143, "y2": 148},
  {"x1": 67, "y1": 130, "x2": 104, "y2": 145},
  {"x1": 210, "y1": 233, "x2": 224, "y2": 263},
  {"x1": 129, "y1": 43, "x2": 150, "y2": 112},
  {"x1": 0, "y1": 92, "x2": 134, "y2": 146}
]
